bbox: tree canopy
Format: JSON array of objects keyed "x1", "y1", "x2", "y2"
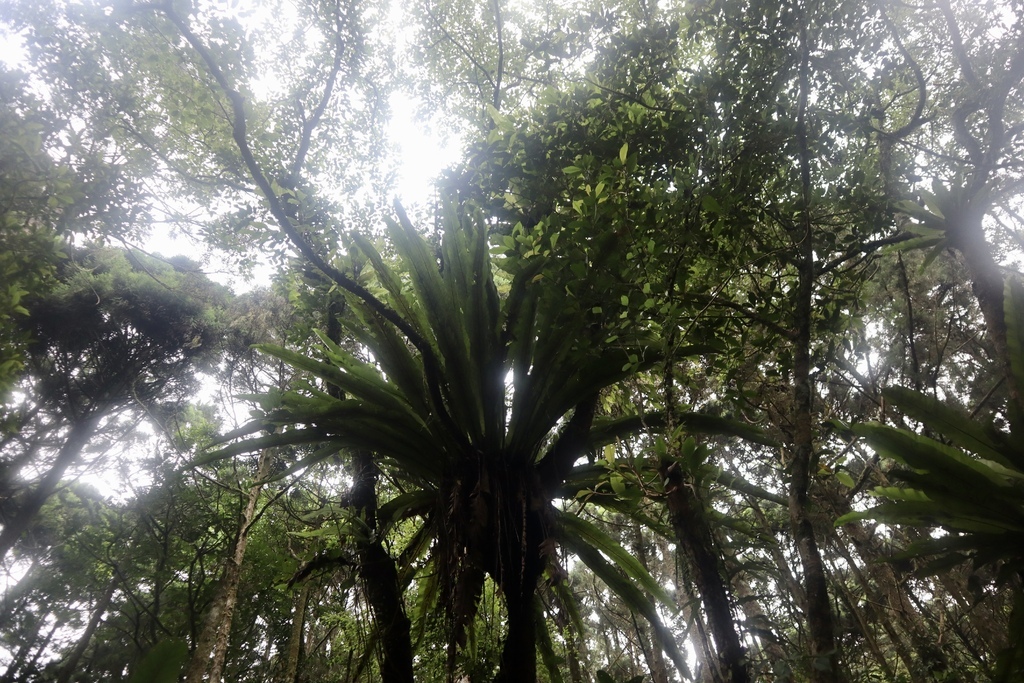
[{"x1": 1, "y1": 0, "x2": 1023, "y2": 682}]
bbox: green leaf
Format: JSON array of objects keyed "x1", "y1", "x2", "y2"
[
  {"x1": 340, "y1": 305, "x2": 429, "y2": 416},
  {"x1": 567, "y1": 537, "x2": 690, "y2": 679},
  {"x1": 835, "y1": 509, "x2": 873, "y2": 526},
  {"x1": 128, "y1": 640, "x2": 188, "y2": 683},
  {"x1": 349, "y1": 231, "x2": 430, "y2": 337},
  {"x1": 387, "y1": 205, "x2": 485, "y2": 440},
  {"x1": 195, "y1": 429, "x2": 329, "y2": 467},
  {"x1": 258, "y1": 441, "x2": 342, "y2": 484},
  {"x1": 883, "y1": 387, "x2": 1017, "y2": 470},
  {"x1": 258, "y1": 342, "x2": 421, "y2": 425},
  {"x1": 919, "y1": 239, "x2": 949, "y2": 271},
  {"x1": 586, "y1": 409, "x2": 777, "y2": 451},
  {"x1": 377, "y1": 490, "x2": 436, "y2": 529},
  {"x1": 852, "y1": 422, "x2": 1011, "y2": 490},
  {"x1": 882, "y1": 235, "x2": 943, "y2": 254},
  {"x1": 701, "y1": 195, "x2": 722, "y2": 214},
  {"x1": 555, "y1": 510, "x2": 673, "y2": 607},
  {"x1": 714, "y1": 470, "x2": 787, "y2": 506}
]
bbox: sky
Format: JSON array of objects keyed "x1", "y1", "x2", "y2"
[
  {"x1": 0, "y1": 13, "x2": 461, "y2": 291},
  {"x1": 0, "y1": 8, "x2": 462, "y2": 504},
  {"x1": 140, "y1": 90, "x2": 459, "y2": 293}
]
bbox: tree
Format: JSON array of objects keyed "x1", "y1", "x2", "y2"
[
  {"x1": 0, "y1": 68, "x2": 116, "y2": 404},
  {"x1": 0, "y1": 245, "x2": 227, "y2": 560},
  {"x1": 204, "y1": 201, "x2": 723, "y2": 681},
  {"x1": 837, "y1": 278, "x2": 1024, "y2": 683},
  {"x1": 4, "y1": 0, "x2": 1024, "y2": 680}
]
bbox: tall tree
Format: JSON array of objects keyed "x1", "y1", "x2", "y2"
[
  {"x1": 3, "y1": 0, "x2": 1024, "y2": 680},
  {"x1": 203, "y1": 202, "x2": 715, "y2": 681},
  {"x1": 0, "y1": 246, "x2": 226, "y2": 560}
]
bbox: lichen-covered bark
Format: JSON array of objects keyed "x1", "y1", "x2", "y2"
[
  {"x1": 185, "y1": 447, "x2": 272, "y2": 683},
  {"x1": 283, "y1": 582, "x2": 309, "y2": 683}
]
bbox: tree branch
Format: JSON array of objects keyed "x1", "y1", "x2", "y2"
[
  {"x1": 423, "y1": 2, "x2": 496, "y2": 97},
  {"x1": 491, "y1": 0, "x2": 504, "y2": 110},
  {"x1": 289, "y1": 0, "x2": 349, "y2": 185},
  {"x1": 938, "y1": 0, "x2": 977, "y2": 88},
  {"x1": 878, "y1": 5, "x2": 927, "y2": 140},
  {"x1": 817, "y1": 232, "x2": 917, "y2": 276},
  {"x1": 537, "y1": 394, "x2": 599, "y2": 493},
  {"x1": 161, "y1": 8, "x2": 463, "y2": 444}
]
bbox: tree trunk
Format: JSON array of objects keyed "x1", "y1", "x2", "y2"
[
  {"x1": 788, "y1": 19, "x2": 841, "y2": 682},
  {"x1": 0, "y1": 636, "x2": 35, "y2": 683},
  {"x1": 661, "y1": 460, "x2": 749, "y2": 683},
  {"x1": 0, "y1": 415, "x2": 99, "y2": 561},
  {"x1": 0, "y1": 617, "x2": 44, "y2": 683},
  {"x1": 633, "y1": 531, "x2": 670, "y2": 683},
  {"x1": 24, "y1": 620, "x2": 61, "y2": 679},
  {"x1": 184, "y1": 447, "x2": 273, "y2": 683},
  {"x1": 282, "y1": 582, "x2": 309, "y2": 683},
  {"x1": 55, "y1": 575, "x2": 118, "y2": 683},
  {"x1": 492, "y1": 474, "x2": 545, "y2": 683},
  {"x1": 351, "y1": 449, "x2": 414, "y2": 683},
  {"x1": 0, "y1": 559, "x2": 40, "y2": 630},
  {"x1": 788, "y1": 250, "x2": 841, "y2": 682},
  {"x1": 494, "y1": 567, "x2": 539, "y2": 683},
  {"x1": 947, "y1": 204, "x2": 1021, "y2": 407},
  {"x1": 1, "y1": 616, "x2": 61, "y2": 683}
]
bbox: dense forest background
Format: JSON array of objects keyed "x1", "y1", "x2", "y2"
[{"x1": 1, "y1": 0, "x2": 1023, "y2": 681}]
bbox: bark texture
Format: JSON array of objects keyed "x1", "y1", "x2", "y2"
[
  {"x1": 351, "y1": 449, "x2": 414, "y2": 683},
  {"x1": 184, "y1": 447, "x2": 273, "y2": 683},
  {"x1": 661, "y1": 460, "x2": 750, "y2": 683}
]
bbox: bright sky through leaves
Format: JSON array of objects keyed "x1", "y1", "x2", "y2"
[{"x1": 3, "y1": 0, "x2": 1024, "y2": 680}]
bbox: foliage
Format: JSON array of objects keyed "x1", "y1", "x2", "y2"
[
  {"x1": 838, "y1": 278, "x2": 1024, "y2": 682},
  {"x1": 3, "y1": 0, "x2": 1024, "y2": 681},
  {"x1": 0, "y1": 244, "x2": 230, "y2": 562},
  {"x1": 128, "y1": 639, "x2": 189, "y2": 683},
  {"x1": 21, "y1": 245, "x2": 227, "y2": 415},
  {"x1": 202, "y1": 200, "x2": 710, "y2": 678},
  {"x1": 0, "y1": 71, "x2": 72, "y2": 398},
  {"x1": 837, "y1": 279, "x2": 1024, "y2": 575}
]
